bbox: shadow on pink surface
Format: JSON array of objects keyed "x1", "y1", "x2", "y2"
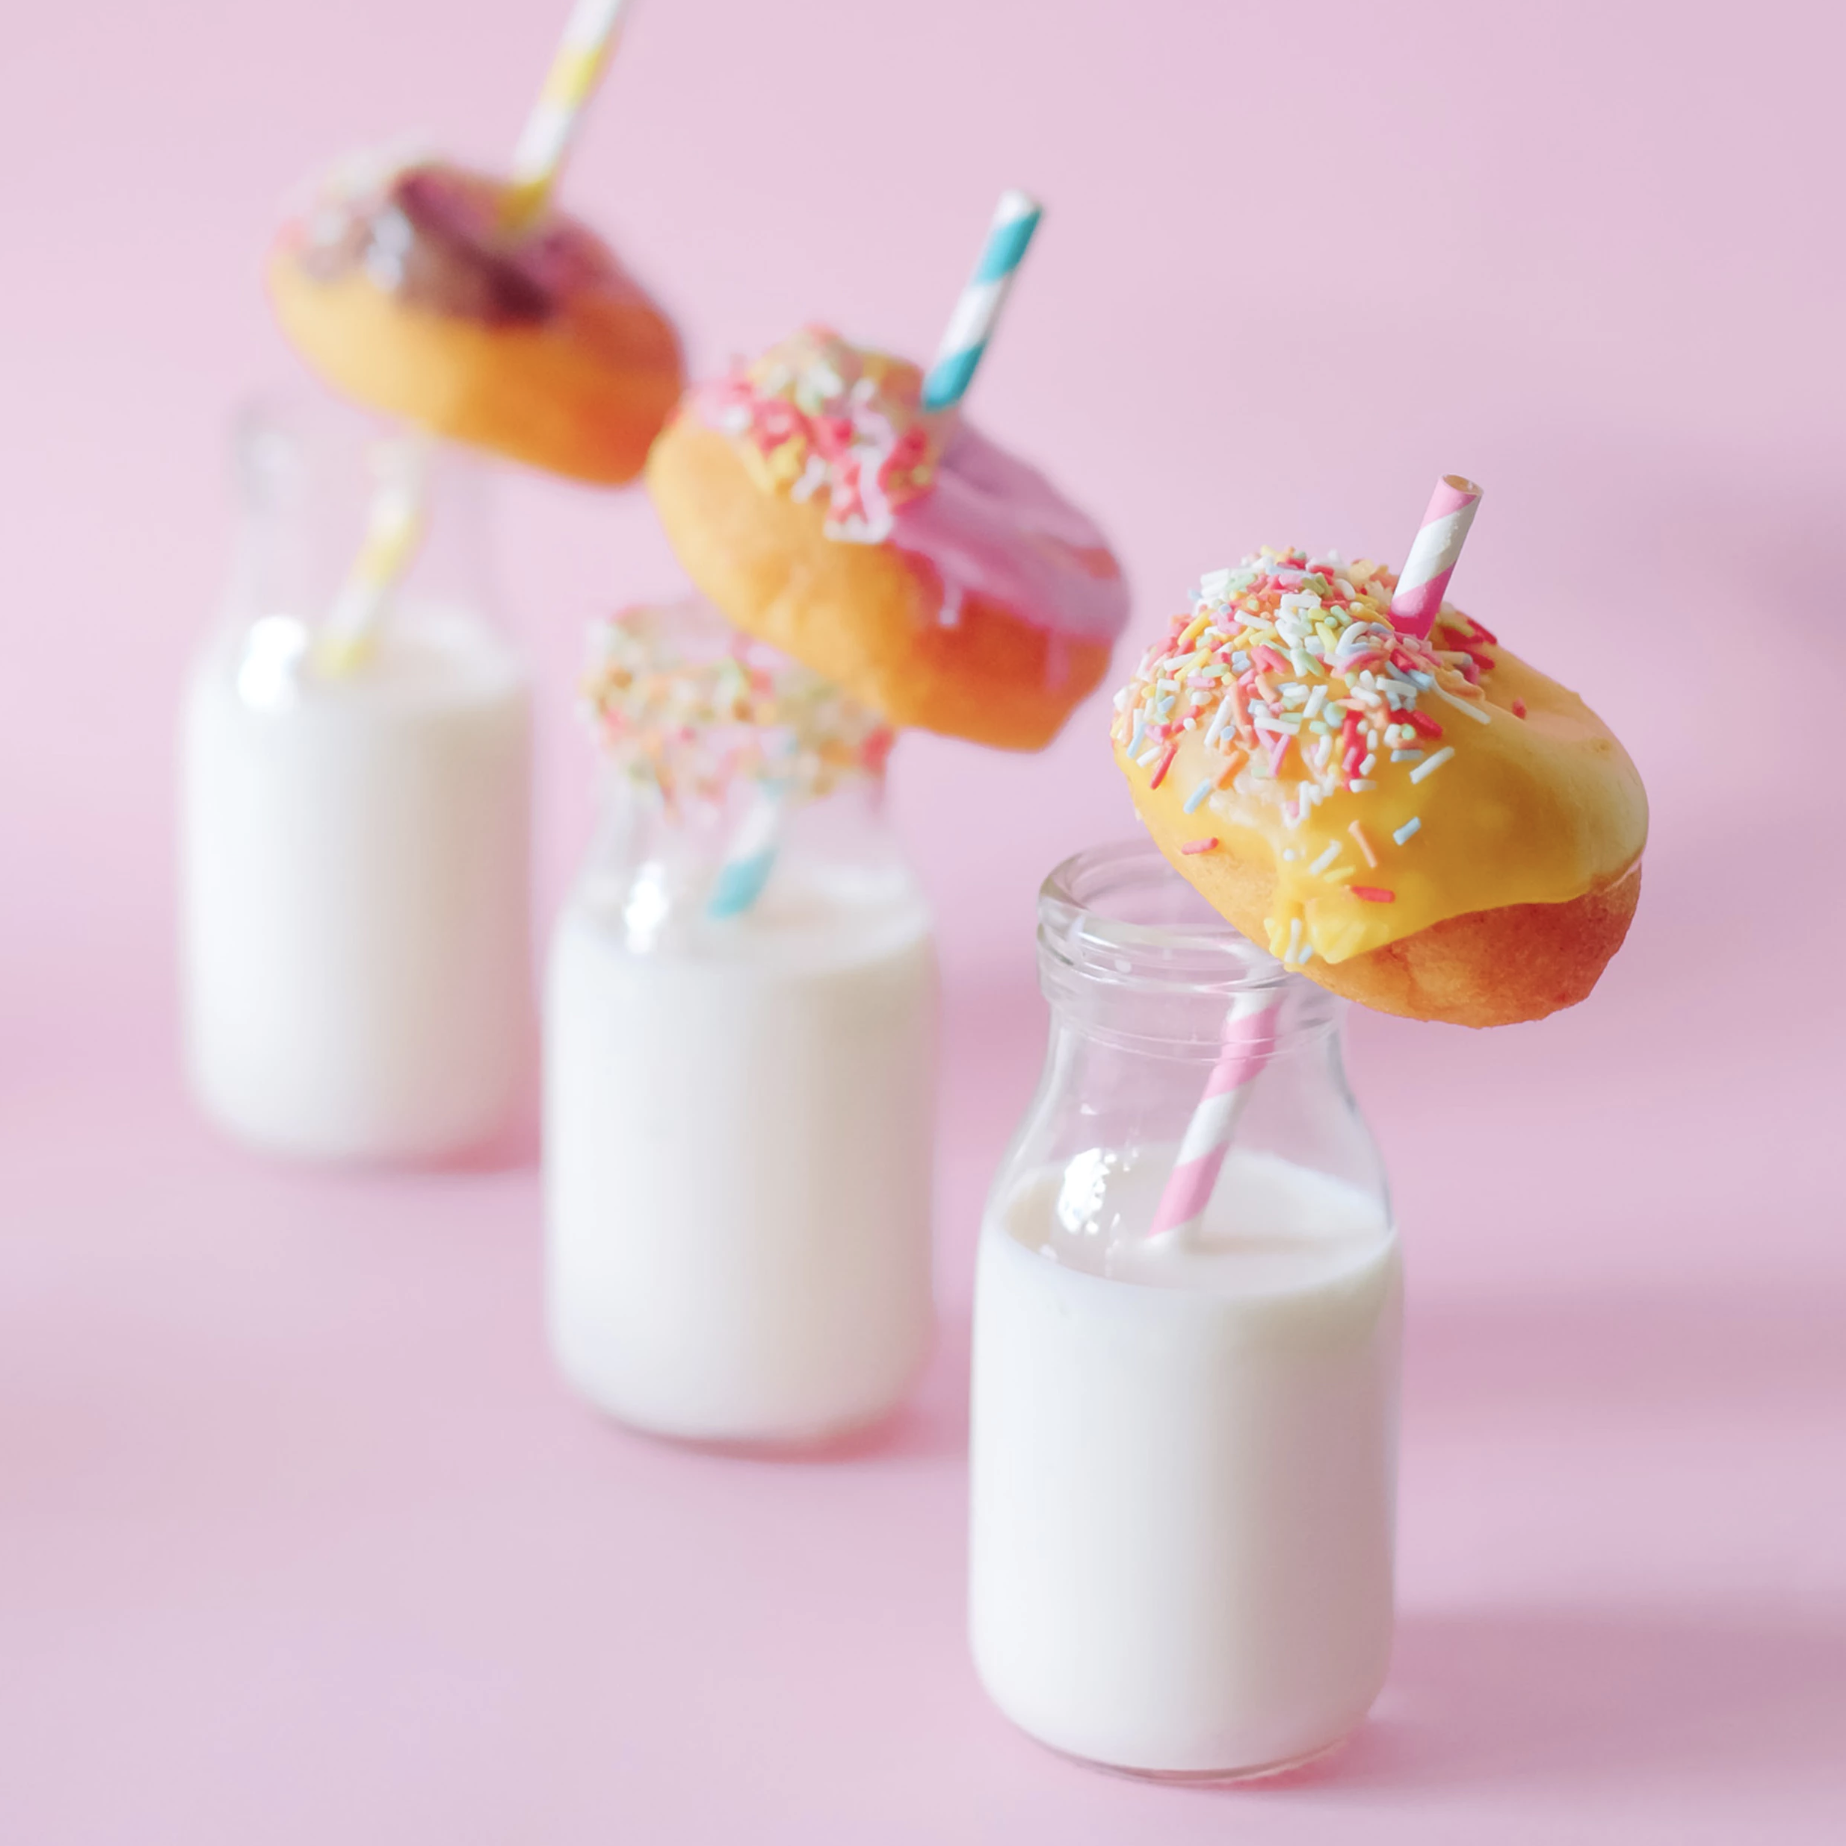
[
  {"x1": 1408, "y1": 1286, "x2": 1846, "y2": 1411},
  {"x1": 1316, "y1": 1606, "x2": 1846, "y2": 1796},
  {"x1": 558, "y1": 1312, "x2": 977, "y2": 1470}
]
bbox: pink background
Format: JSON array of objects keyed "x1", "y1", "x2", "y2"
[{"x1": 3, "y1": 1, "x2": 1843, "y2": 1839}]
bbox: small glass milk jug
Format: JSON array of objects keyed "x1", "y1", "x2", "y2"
[
  {"x1": 179, "y1": 397, "x2": 533, "y2": 1162},
  {"x1": 546, "y1": 602, "x2": 937, "y2": 1447},
  {"x1": 969, "y1": 837, "x2": 1399, "y2": 1780}
]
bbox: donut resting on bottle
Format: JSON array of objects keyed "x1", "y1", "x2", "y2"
[
  {"x1": 647, "y1": 328, "x2": 1130, "y2": 751},
  {"x1": 1112, "y1": 551, "x2": 1647, "y2": 1028},
  {"x1": 269, "y1": 159, "x2": 683, "y2": 484}
]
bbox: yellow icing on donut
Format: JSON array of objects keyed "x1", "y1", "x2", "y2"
[
  {"x1": 1111, "y1": 553, "x2": 1647, "y2": 967},
  {"x1": 1120, "y1": 644, "x2": 1645, "y2": 964}
]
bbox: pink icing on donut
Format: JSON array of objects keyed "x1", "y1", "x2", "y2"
[
  {"x1": 695, "y1": 330, "x2": 938, "y2": 542},
  {"x1": 289, "y1": 158, "x2": 623, "y2": 326},
  {"x1": 890, "y1": 423, "x2": 1130, "y2": 648},
  {"x1": 695, "y1": 329, "x2": 1129, "y2": 648}
]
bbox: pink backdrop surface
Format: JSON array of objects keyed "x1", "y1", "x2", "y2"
[{"x1": 2, "y1": 2, "x2": 1843, "y2": 1840}]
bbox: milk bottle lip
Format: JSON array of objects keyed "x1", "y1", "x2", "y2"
[
  {"x1": 1036, "y1": 839, "x2": 1341, "y2": 1058},
  {"x1": 1039, "y1": 837, "x2": 1286, "y2": 991}
]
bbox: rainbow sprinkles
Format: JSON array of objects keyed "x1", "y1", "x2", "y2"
[
  {"x1": 582, "y1": 603, "x2": 894, "y2": 817},
  {"x1": 1111, "y1": 547, "x2": 1503, "y2": 968},
  {"x1": 698, "y1": 327, "x2": 942, "y2": 544}
]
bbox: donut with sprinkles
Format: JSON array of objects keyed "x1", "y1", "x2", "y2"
[{"x1": 1113, "y1": 549, "x2": 1647, "y2": 1027}]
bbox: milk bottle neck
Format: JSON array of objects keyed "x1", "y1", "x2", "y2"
[
  {"x1": 1035, "y1": 840, "x2": 1345, "y2": 1059},
  {"x1": 991, "y1": 839, "x2": 1391, "y2": 1259},
  {"x1": 575, "y1": 770, "x2": 915, "y2": 956},
  {"x1": 220, "y1": 394, "x2": 505, "y2": 676}
]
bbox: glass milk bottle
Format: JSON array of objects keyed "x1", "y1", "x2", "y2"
[
  {"x1": 546, "y1": 602, "x2": 937, "y2": 1446},
  {"x1": 969, "y1": 838, "x2": 1399, "y2": 1780},
  {"x1": 180, "y1": 399, "x2": 533, "y2": 1161}
]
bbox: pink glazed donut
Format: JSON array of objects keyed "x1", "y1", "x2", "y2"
[{"x1": 645, "y1": 326, "x2": 1129, "y2": 750}]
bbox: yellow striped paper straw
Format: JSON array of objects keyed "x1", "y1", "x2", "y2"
[
  {"x1": 320, "y1": 3, "x2": 630, "y2": 664},
  {"x1": 315, "y1": 434, "x2": 432, "y2": 676},
  {"x1": 502, "y1": 0, "x2": 632, "y2": 230}
]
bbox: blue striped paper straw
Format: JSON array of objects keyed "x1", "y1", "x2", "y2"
[
  {"x1": 920, "y1": 189, "x2": 1044, "y2": 412},
  {"x1": 706, "y1": 788, "x2": 783, "y2": 920}
]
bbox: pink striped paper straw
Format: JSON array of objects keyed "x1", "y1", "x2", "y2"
[
  {"x1": 1146, "y1": 990, "x2": 1281, "y2": 1241},
  {"x1": 1389, "y1": 474, "x2": 1483, "y2": 639}
]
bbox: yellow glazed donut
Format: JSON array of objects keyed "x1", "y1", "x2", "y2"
[
  {"x1": 647, "y1": 327, "x2": 1130, "y2": 751},
  {"x1": 269, "y1": 159, "x2": 683, "y2": 484},
  {"x1": 1113, "y1": 550, "x2": 1647, "y2": 1027}
]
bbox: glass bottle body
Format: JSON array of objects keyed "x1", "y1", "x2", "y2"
[
  {"x1": 179, "y1": 397, "x2": 533, "y2": 1162},
  {"x1": 969, "y1": 839, "x2": 1399, "y2": 1779},
  {"x1": 545, "y1": 753, "x2": 937, "y2": 1447}
]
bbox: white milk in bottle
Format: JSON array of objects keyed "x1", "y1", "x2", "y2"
[
  {"x1": 545, "y1": 604, "x2": 936, "y2": 1444},
  {"x1": 968, "y1": 840, "x2": 1399, "y2": 1778},
  {"x1": 180, "y1": 401, "x2": 533, "y2": 1161}
]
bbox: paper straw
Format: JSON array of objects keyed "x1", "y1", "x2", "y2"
[
  {"x1": 1388, "y1": 474, "x2": 1483, "y2": 639},
  {"x1": 1146, "y1": 990, "x2": 1281, "y2": 1242},
  {"x1": 317, "y1": 6, "x2": 630, "y2": 668},
  {"x1": 706, "y1": 788, "x2": 782, "y2": 920},
  {"x1": 919, "y1": 189, "x2": 1044, "y2": 412},
  {"x1": 315, "y1": 434, "x2": 432, "y2": 676},
  {"x1": 502, "y1": 0, "x2": 631, "y2": 230}
]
